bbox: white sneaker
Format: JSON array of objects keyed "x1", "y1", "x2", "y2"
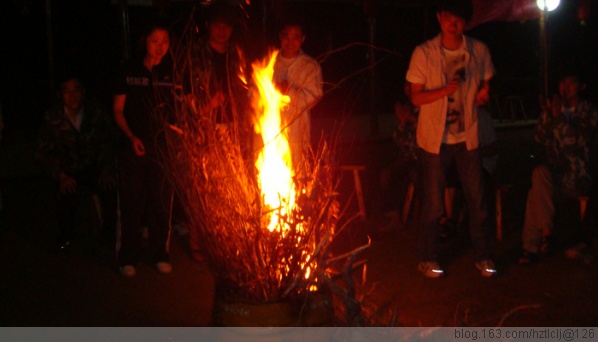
[
  {"x1": 173, "y1": 223, "x2": 189, "y2": 236},
  {"x1": 418, "y1": 261, "x2": 444, "y2": 278},
  {"x1": 119, "y1": 265, "x2": 136, "y2": 277},
  {"x1": 156, "y1": 262, "x2": 173, "y2": 274},
  {"x1": 565, "y1": 243, "x2": 594, "y2": 264},
  {"x1": 475, "y1": 260, "x2": 497, "y2": 277}
]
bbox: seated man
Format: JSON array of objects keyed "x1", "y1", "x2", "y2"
[
  {"x1": 520, "y1": 71, "x2": 598, "y2": 263},
  {"x1": 380, "y1": 82, "x2": 419, "y2": 229},
  {"x1": 36, "y1": 75, "x2": 117, "y2": 252}
]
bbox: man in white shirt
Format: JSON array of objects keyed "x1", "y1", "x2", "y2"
[
  {"x1": 273, "y1": 18, "x2": 323, "y2": 170},
  {"x1": 406, "y1": 0, "x2": 496, "y2": 278}
]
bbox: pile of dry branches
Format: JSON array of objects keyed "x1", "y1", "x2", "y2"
[
  {"x1": 160, "y1": 60, "x2": 344, "y2": 304},
  {"x1": 167, "y1": 116, "x2": 343, "y2": 302}
]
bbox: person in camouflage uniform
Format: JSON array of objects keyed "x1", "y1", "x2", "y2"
[
  {"x1": 521, "y1": 72, "x2": 598, "y2": 263},
  {"x1": 183, "y1": 1, "x2": 249, "y2": 127},
  {"x1": 181, "y1": 2, "x2": 250, "y2": 266},
  {"x1": 36, "y1": 76, "x2": 117, "y2": 252},
  {"x1": 379, "y1": 83, "x2": 419, "y2": 230}
]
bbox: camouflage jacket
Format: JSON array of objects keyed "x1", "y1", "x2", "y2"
[
  {"x1": 392, "y1": 121, "x2": 418, "y2": 162},
  {"x1": 535, "y1": 99, "x2": 598, "y2": 196},
  {"x1": 183, "y1": 37, "x2": 249, "y2": 123},
  {"x1": 36, "y1": 100, "x2": 117, "y2": 180}
]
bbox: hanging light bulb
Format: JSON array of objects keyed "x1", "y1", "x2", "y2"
[{"x1": 537, "y1": 0, "x2": 561, "y2": 12}]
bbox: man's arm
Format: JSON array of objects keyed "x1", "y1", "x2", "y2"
[
  {"x1": 410, "y1": 81, "x2": 458, "y2": 107},
  {"x1": 476, "y1": 80, "x2": 491, "y2": 106},
  {"x1": 287, "y1": 60, "x2": 323, "y2": 118}
]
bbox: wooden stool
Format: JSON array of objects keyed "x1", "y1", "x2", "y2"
[{"x1": 340, "y1": 165, "x2": 367, "y2": 220}]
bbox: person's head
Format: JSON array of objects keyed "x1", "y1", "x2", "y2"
[
  {"x1": 279, "y1": 19, "x2": 305, "y2": 59},
  {"x1": 436, "y1": 0, "x2": 473, "y2": 39},
  {"x1": 142, "y1": 23, "x2": 170, "y2": 64},
  {"x1": 394, "y1": 101, "x2": 417, "y2": 126},
  {"x1": 58, "y1": 77, "x2": 85, "y2": 113},
  {"x1": 557, "y1": 73, "x2": 586, "y2": 105},
  {"x1": 206, "y1": 1, "x2": 239, "y2": 51}
]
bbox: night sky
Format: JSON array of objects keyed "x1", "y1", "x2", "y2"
[{"x1": 2, "y1": 0, "x2": 597, "y2": 134}]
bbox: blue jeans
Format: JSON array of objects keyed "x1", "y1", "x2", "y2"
[{"x1": 417, "y1": 143, "x2": 493, "y2": 262}]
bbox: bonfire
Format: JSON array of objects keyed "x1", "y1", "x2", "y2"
[{"x1": 163, "y1": 49, "x2": 343, "y2": 304}]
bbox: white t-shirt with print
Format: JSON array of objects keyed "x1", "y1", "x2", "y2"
[{"x1": 443, "y1": 47, "x2": 467, "y2": 144}]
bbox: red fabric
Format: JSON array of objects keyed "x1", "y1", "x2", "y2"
[{"x1": 468, "y1": 0, "x2": 542, "y2": 29}]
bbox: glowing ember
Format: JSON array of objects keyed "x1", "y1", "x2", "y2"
[{"x1": 252, "y1": 51, "x2": 295, "y2": 232}]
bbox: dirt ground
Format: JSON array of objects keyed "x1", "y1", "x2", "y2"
[{"x1": 1, "y1": 125, "x2": 597, "y2": 327}]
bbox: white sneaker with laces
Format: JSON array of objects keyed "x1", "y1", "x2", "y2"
[
  {"x1": 565, "y1": 243, "x2": 594, "y2": 264},
  {"x1": 418, "y1": 261, "x2": 444, "y2": 278},
  {"x1": 119, "y1": 265, "x2": 136, "y2": 277},
  {"x1": 156, "y1": 262, "x2": 173, "y2": 274},
  {"x1": 475, "y1": 260, "x2": 497, "y2": 277}
]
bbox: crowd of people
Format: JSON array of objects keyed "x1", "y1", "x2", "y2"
[
  {"x1": 34, "y1": 2, "x2": 323, "y2": 278},
  {"x1": 31, "y1": 0, "x2": 596, "y2": 281},
  {"x1": 382, "y1": 0, "x2": 597, "y2": 279}
]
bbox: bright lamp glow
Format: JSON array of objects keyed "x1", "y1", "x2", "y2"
[{"x1": 537, "y1": 0, "x2": 560, "y2": 11}]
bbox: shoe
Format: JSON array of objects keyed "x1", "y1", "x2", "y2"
[
  {"x1": 173, "y1": 223, "x2": 189, "y2": 236},
  {"x1": 518, "y1": 250, "x2": 538, "y2": 264},
  {"x1": 156, "y1": 262, "x2": 173, "y2": 274},
  {"x1": 475, "y1": 260, "x2": 497, "y2": 277},
  {"x1": 418, "y1": 261, "x2": 444, "y2": 278},
  {"x1": 119, "y1": 265, "x2": 136, "y2": 277},
  {"x1": 565, "y1": 244, "x2": 594, "y2": 264}
]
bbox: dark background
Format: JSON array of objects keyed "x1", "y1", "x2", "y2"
[{"x1": 1, "y1": 0, "x2": 597, "y2": 137}]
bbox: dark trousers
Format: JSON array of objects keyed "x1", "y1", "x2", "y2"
[
  {"x1": 417, "y1": 143, "x2": 494, "y2": 262},
  {"x1": 57, "y1": 170, "x2": 117, "y2": 245},
  {"x1": 117, "y1": 150, "x2": 172, "y2": 266}
]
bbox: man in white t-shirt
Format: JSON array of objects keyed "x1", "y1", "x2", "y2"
[
  {"x1": 273, "y1": 18, "x2": 323, "y2": 170},
  {"x1": 406, "y1": 0, "x2": 496, "y2": 278}
]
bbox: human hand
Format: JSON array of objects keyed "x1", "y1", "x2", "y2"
[
  {"x1": 475, "y1": 86, "x2": 490, "y2": 106},
  {"x1": 131, "y1": 136, "x2": 145, "y2": 156},
  {"x1": 444, "y1": 80, "x2": 459, "y2": 96},
  {"x1": 59, "y1": 172, "x2": 77, "y2": 195},
  {"x1": 275, "y1": 80, "x2": 289, "y2": 93},
  {"x1": 394, "y1": 102, "x2": 415, "y2": 124}
]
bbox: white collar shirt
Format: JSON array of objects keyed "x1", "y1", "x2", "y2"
[{"x1": 406, "y1": 34, "x2": 495, "y2": 154}]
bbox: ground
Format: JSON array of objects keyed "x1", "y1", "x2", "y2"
[{"x1": 0, "y1": 123, "x2": 597, "y2": 327}]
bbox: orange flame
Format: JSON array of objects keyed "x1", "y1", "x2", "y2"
[
  {"x1": 252, "y1": 51, "x2": 318, "y2": 292},
  {"x1": 252, "y1": 51, "x2": 294, "y2": 232}
]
